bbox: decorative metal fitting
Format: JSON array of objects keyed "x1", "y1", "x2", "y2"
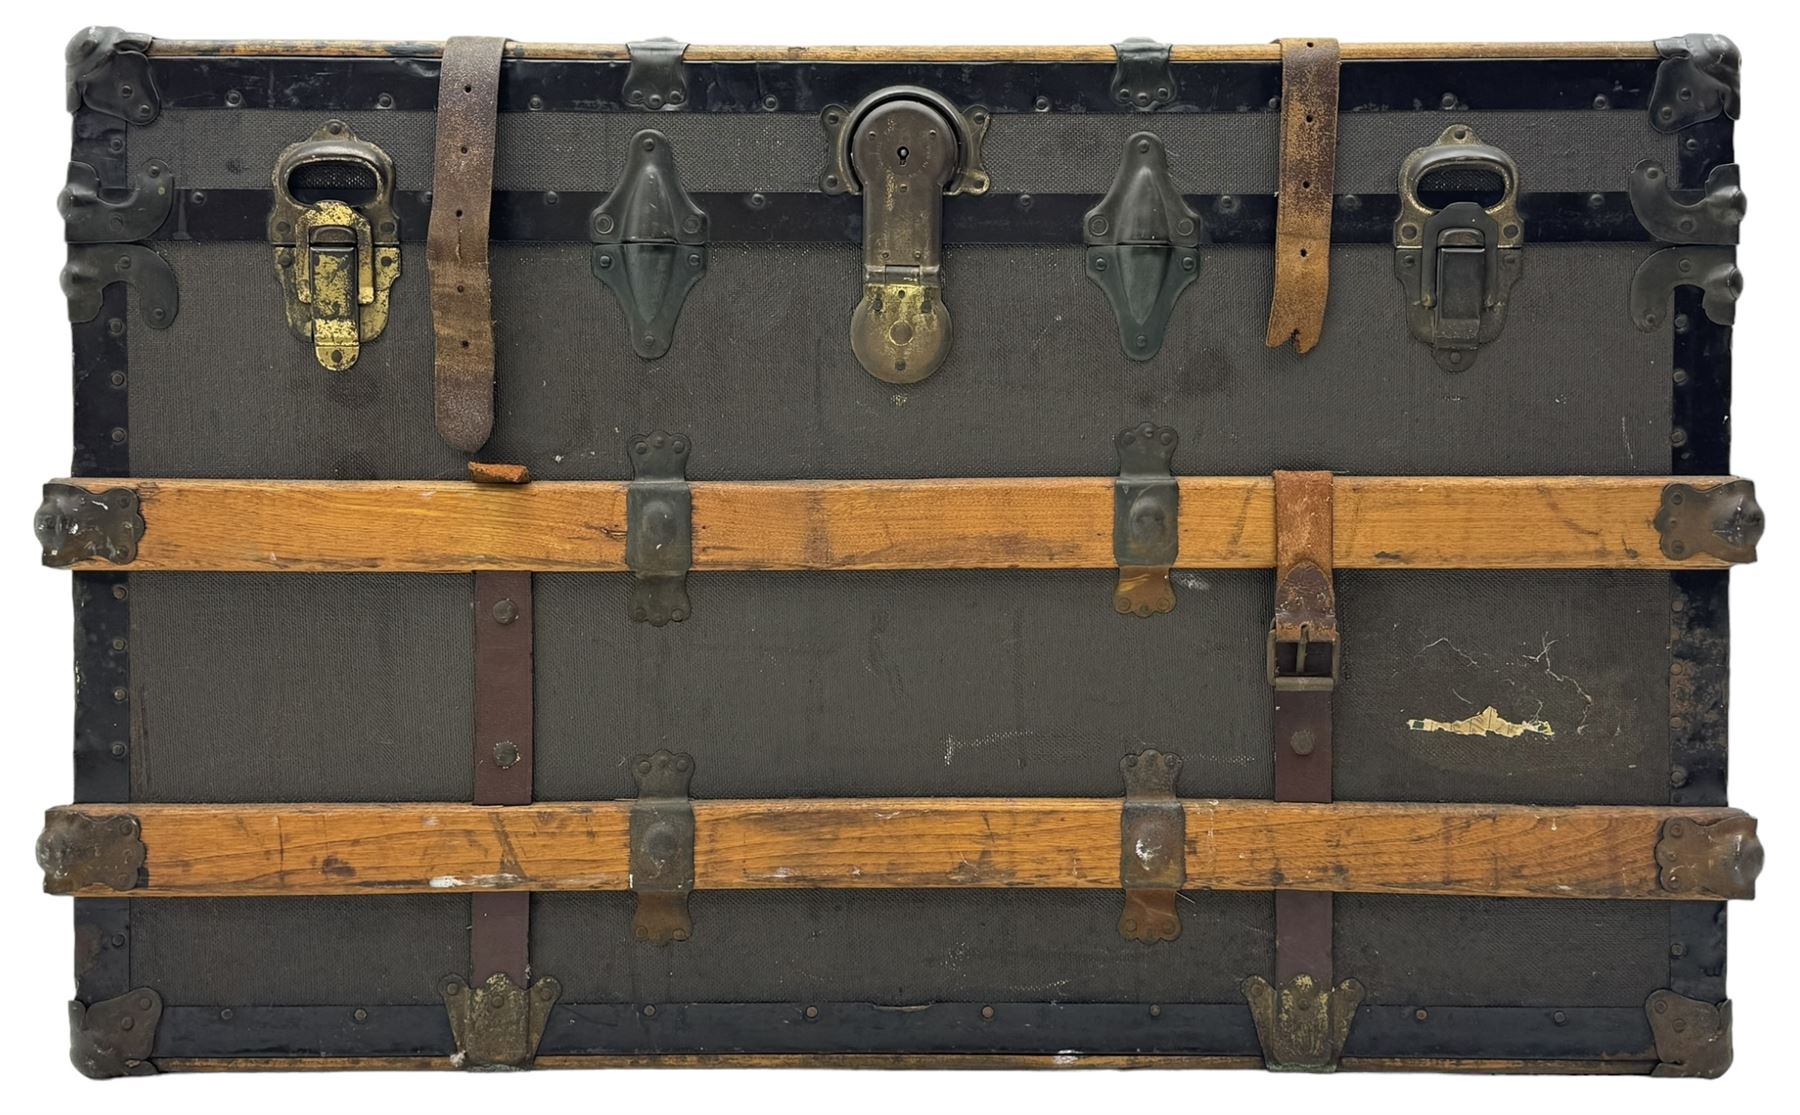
[
  {"x1": 1111, "y1": 38, "x2": 1177, "y2": 111},
  {"x1": 1393, "y1": 124, "x2": 1523, "y2": 371},
  {"x1": 630, "y1": 750, "x2": 696, "y2": 945},
  {"x1": 1630, "y1": 246, "x2": 1741, "y2": 331},
  {"x1": 1113, "y1": 424, "x2": 1179, "y2": 617},
  {"x1": 269, "y1": 120, "x2": 401, "y2": 371},
  {"x1": 1656, "y1": 815, "x2": 1763, "y2": 899},
  {"x1": 61, "y1": 161, "x2": 172, "y2": 243},
  {"x1": 623, "y1": 39, "x2": 689, "y2": 111},
  {"x1": 1654, "y1": 480, "x2": 1762, "y2": 563},
  {"x1": 1650, "y1": 35, "x2": 1740, "y2": 133},
  {"x1": 62, "y1": 244, "x2": 179, "y2": 330},
  {"x1": 1647, "y1": 990, "x2": 1733, "y2": 1077},
  {"x1": 821, "y1": 87, "x2": 991, "y2": 385},
  {"x1": 66, "y1": 27, "x2": 159, "y2": 124},
  {"x1": 442, "y1": 972, "x2": 562, "y2": 1069},
  {"x1": 1242, "y1": 973, "x2": 1365, "y2": 1072},
  {"x1": 37, "y1": 811, "x2": 145, "y2": 894},
  {"x1": 591, "y1": 131, "x2": 708, "y2": 359},
  {"x1": 1085, "y1": 134, "x2": 1203, "y2": 360},
  {"x1": 69, "y1": 989, "x2": 162, "y2": 1078},
  {"x1": 36, "y1": 484, "x2": 144, "y2": 567},
  {"x1": 625, "y1": 432, "x2": 693, "y2": 626},
  {"x1": 1119, "y1": 749, "x2": 1184, "y2": 943},
  {"x1": 1629, "y1": 161, "x2": 1744, "y2": 245}
]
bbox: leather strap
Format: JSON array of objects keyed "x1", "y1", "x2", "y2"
[
  {"x1": 429, "y1": 36, "x2": 506, "y2": 453},
  {"x1": 1272, "y1": 471, "x2": 1337, "y2": 984},
  {"x1": 1265, "y1": 38, "x2": 1340, "y2": 354},
  {"x1": 472, "y1": 569, "x2": 532, "y2": 984}
]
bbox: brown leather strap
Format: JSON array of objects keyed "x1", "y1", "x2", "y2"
[
  {"x1": 472, "y1": 569, "x2": 532, "y2": 983},
  {"x1": 1265, "y1": 38, "x2": 1340, "y2": 354},
  {"x1": 1272, "y1": 471, "x2": 1337, "y2": 986},
  {"x1": 429, "y1": 36, "x2": 506, "y2": 453}
]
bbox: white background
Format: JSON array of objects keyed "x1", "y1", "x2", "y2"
[{"x1": 0, "y1": 1, "x2": 1790, "y2": 1109}]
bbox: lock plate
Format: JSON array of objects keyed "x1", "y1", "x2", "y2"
[
  {"x1": 821, "y1": 87, "x2": 990, "y2": 385},
  {"x1": 1393, "y1": 124, "x2": 1523, "y2": 372},
  {"x1": 269, "y1": 120, "x2": 400, "y2": 371}
]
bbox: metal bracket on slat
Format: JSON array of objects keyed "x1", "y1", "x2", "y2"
[
  {"x1": 1113, "y1": 424, "x2": 1179, "y2": 617},
  {"x1": 68, "y1": 989, "x2": 161, "y2": 1079},
  {"x1": 442, "y1": 973, "x2": 562, "y2": 1070},
  {"x1": 630, "y1": 750, "x2": 695, "y2": 945},
  {"x1": 1110, "y1": 38, "x2": 1176, "y2": 110},
  {"x1": 37, "y1": 811, "x2": 144, "y2": 894},
  {"x1": 1647, "y1": 990, "x2": 1733, "y2": 1077},
  {"x1": 1656, "y1": 815, "x2": 1764, "y2": 899},
  {"x1": 35, "y1": 485, "x2": 144, "y2": 567},
  {"x1": 625, "y1": 432, "x2": 693, "y2": 625},
  {"x1": 624, "y1": 39, "x2": 690, "y2": 110},
  {"x1": 1654, "y1": 480, "x2": 1764, "y2": 563},
  {"x1": 65, "y1": 27, "x2": 159, "y2": 125},
  {"x1": 1242, "y1": 973, "x2": 1365, "y2": 1072},
  {"x1": 1650, "y1": 35, "x2": 1739, "y2": 133},
  {"x1": 1118, "y1": 749, "x2": 1184, "y2": 943}
]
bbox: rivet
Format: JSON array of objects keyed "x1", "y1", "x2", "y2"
[
  {"x1": 119, "y1": 1017, "x2": 133, "y2": 1031},
  {"x1": 224, "y1": 90, "x2": 244, "y2": 108},
  {"x1": 112, "y1": 585, "x2": 129, "y2": 601},
  {"x1": 981, "y1": 1006, "x2": 995, "y2": 1020},
  {"x1": 1592, "y1": 94, "x2": 1610, "y2": 110},
  {"x1": 762, "y1": 95, "x2": 779, "y2": 111},
  {"x1": 109, "y1": 370, "x2": 127, "y2": 388},
  {"x1": 110, "y1": 427, "x2": 127, "y2": 444},
  {"x1": 494, "y1": 740, "x2": 521, "y2": 769},
  {"x1": 1149, "y1": 1004, "x2": 1162, "y2": 1018},
  {"x1": 1672, "y1": 368, "x2": 1690, "y2": 386},
  {"x1": 1414, "y1": 1009, "x2": 1429, "y2": 1022},
  {"x1": 1670, "y1": 766, "x2": 1689, "y2": 787},
  {"x1": 1439, "y1": 93, "x2": 1457, "y2": 109},
  {"x1": 1033, "y1": 95, "x2": 1051, "y2": 112},
  {"x1": 1670, "y1": 427, "x2": 1689, "y2": 447},
  {"x1": 747, "y1": 192, "x2": 768, "y2": 210},
  {"x1": 804, "y1": 1005, "x2": 819, "y2": 1020},
  {"x1": 529, "y1": 95, "x2": 545, "y2": 111},
  {"x1": 493, "y1": 598, "x2": 518, "y2": 624},
  {"x1": 110, "y1": 933, "x2": 127, "y2": 948},
  {"x1": 112, "y1": 687, "x2": 128, "y2": 703},
  {"x1": 353, "y1": 1008, "x2": 369, "y2": 1023},
  {"x1": 107, "y1": 317, "x2": 126, "y2": 336},
  {"x1": 190, "y1": 190, "x2": 208, "y2": 208},
  {"x1": 219, "y1": 1008, "x2": 233, "y2": 1020},
  {"x1": 544, "y1": 191, "x2": 560, "y2": 206},
  {"x1": 110, "y1": 741, "x2": 127, "y2": 758},
  {"x1": 376, "y1": 93, "x2": 395, "y2": 110},
  {"x1": 1553, "y1": 1010, "x2": 1568, "y2": 1025},
  {"x1": 643, "y1": 1005, "x2": 657, "y2": 1018},
  {"x1": 1671, "y1": 942, "x2": 1688, "y2": 958}
]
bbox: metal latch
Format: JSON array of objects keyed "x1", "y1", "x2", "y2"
[
  {"x1": 625, "y1": 431, "x2": 693, "y2": 626},
  {"x1": 1113, "y1": 423, "x2": 1179, "y2": 617},
  {"x1": 1119, "y1": 749, "x2": 1184, "y2": 943},
  {"x1": 630, "y1": 749, "x2": 695, "y2": 945},
  {"x1": 821, "y1": 86, "x2": 992, "y2": 384},
  {"x1": 269, "y1": 120, "x2": 401, "y2": 371},
  {"x1": 1085, "y1": 133, "x2": 1202, "y2": 360},
  {"x1": 1393, "y1": 124, "x2": 1523, "y2": 371},
  {"x1": 591, "y1": 131, "x2": 708, "y2": 359}
]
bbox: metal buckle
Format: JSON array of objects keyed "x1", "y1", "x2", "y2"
[{"x1": 1267, "y1": 625, "x2": 1339, "y2": 692}]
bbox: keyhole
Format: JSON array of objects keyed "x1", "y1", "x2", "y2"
[{"x1": 896, "y1": 145, "x2": 909, "y2": 163}]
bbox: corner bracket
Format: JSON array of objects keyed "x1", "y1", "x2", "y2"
[
  {"x1": 1647, "y1": 990, "x2": 1733, "y2": 1077},
  {"x1": 630, "y1": 750, "x2": 696, "y2": 945},
  {"x1": 69, "y1": 989, "x2": 161, "y2": 1079},
  {"x1": 442, "y1": 973, "x2": 562, "y2": 1070},
  {"x1": 1651, "y1": 35, "x2": 1740, "y2": 133},
  {"x1": 66, "y1": 27, "x2": 159, "y2": 125},
  {"x1": 1242, "y1": 973, "x2": 1364, "y2": 1072}
]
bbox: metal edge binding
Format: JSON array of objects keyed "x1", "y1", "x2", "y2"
[
  {"x1": 66, "y1": 27, "x2": 159, "y2": 124},
  {"x1": 1650, "y1": 34, "x2": 1740, "y2": 133},
  {"x1": 69, "y1": 989, "x2": 161, "y2": 1078}
]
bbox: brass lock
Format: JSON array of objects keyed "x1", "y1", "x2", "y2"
[
  {"x1": 1393, "y1": 124, "x2": 1523, "y2": 372},
  {"x1": 269, "y1": 120, "x2": 401, "y2": 371},
  {"x1": 821, "y1": 87, "x2": 990, "y2": 384}
]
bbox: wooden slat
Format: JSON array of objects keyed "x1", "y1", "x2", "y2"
[
  {"x1": 45, "y1": 799, "x2": 1751, "y2": 900},
  {"x1": 146, "y1": 41, "x2": 1661, "y2": 63},
  {"x1": 48, "y1": 475, "x2": 1742, "y2": 573}
]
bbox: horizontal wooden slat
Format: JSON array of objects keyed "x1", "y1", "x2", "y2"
[
  {"x1": 47, "y1": 475, "x2": 1742, "y2": 572},
  {"x1": 146, "y1": 41, "x2": 1662, "y2": 63},
  {"x1": 44, "y1": 799, "x2": 1752, "y2": 901}
]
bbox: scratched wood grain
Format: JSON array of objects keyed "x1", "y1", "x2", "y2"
[
  {"x1": 51, "y1": 476, "x2": 1739, "y2": 572},
  {"x1": 44, "y1": 800, "x2": 1750, "y2": 900}
]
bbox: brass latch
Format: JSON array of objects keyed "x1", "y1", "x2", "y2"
[
  {"x1": 1393, "y1": 125, "x2": 1523, "y2": 371},
  {"x1": 821, "y1": 87, "x2": 991, "y2": 384},
  {"x1": 269, "y1": 120, "x2": 401, "y2": 371}
]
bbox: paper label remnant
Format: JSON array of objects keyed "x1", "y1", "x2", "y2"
[{"x1": 1407, "y1": 705, "x2": 1554, "y2": 739}]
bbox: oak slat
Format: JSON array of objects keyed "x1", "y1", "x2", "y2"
[
  {"x1": 50, "y1": 476, "x2": 1739, "y2": 572},
  {"x1": 44, "y1": 799, "x2": 1749, "y2": 900}
]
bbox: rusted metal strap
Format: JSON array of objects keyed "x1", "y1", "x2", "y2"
[
  {"x1": 428, "y1": 36, "x2": 506, "y2": 453},
  {"x1": 1118, "y1": 750, "x2": 1184, "y2": 943},
  {"x1": 1265, "y1": 38, "x2": 1340, "y2": 354},
  {"x1": 1258, "y1": 469, "x2": 1356, "y2": 1070}
]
